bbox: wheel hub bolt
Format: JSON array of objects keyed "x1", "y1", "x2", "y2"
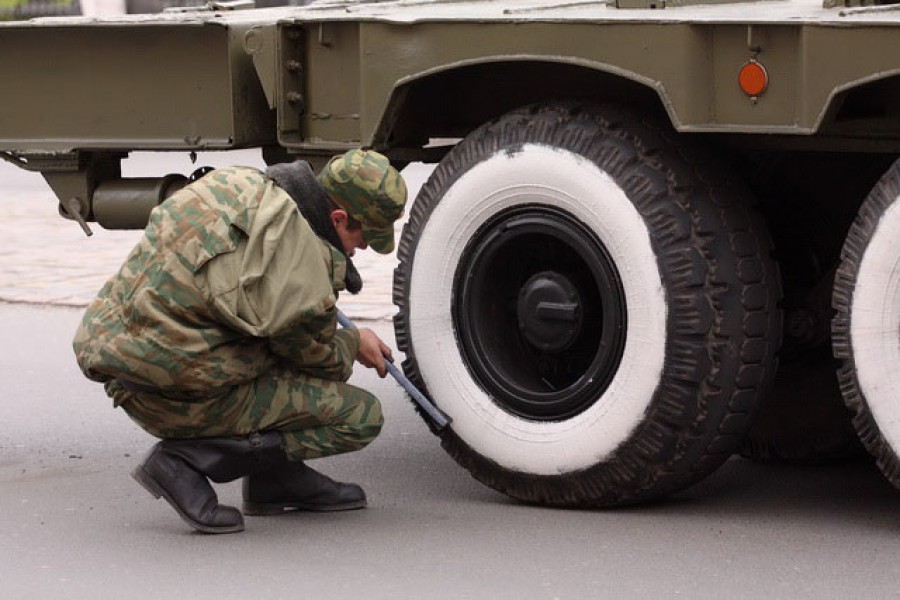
[{"x1": 517, "y1": 271, "x2": 583, "y2": 353}]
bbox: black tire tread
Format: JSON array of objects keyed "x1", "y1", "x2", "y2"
[
  {"x1": 394, "y1": 103, "x2": 781, "y2": 506},
  {"x1": 833, "y1": 159, "x2": 900, "y2": 487}
]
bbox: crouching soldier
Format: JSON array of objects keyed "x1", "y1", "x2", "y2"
[{"x1": 73, "y1": 149, "x2": 407, "y2": 533}]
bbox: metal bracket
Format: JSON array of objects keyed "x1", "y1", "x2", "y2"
[{"x1": 60, "y1": 197, "x2": 94, "y2": 237}]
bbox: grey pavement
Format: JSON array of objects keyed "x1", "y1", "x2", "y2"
[
  {"x1": 0, "y1": 150, "x2": 434, "y2": 320},
  {"x1": 3, "y1": 303, "x2": 900, "y2": 599}
]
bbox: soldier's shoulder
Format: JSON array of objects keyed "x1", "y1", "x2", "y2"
[
  {"x1": 195, "y1": 166, "x2": 267, "y2": 192},
  {"x1": 182, "y1": 166, "x2": 269, "y2": 216}
]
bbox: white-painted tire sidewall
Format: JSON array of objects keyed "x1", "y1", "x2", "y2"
[
  {"x1": 408, "y1": 144, "x2": 667, "y2": 475},
  {"x1": 849, "y1": 195, "x2": 900, "y2": 455}
]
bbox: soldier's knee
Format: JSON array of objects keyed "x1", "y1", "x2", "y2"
[
  {"x1": 338, "y1": 390, "x2": 379, "y2": 451},
  {"x1": 356, "y1": 393, "x2": 384, "y2": 442},
  {"x1": 367, "y1": 394, "x2": 384, "y2": 428}
]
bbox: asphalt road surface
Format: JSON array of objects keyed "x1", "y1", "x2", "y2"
[{"x1": 2, "y1": 303, "x2": 900, "y2": 599}]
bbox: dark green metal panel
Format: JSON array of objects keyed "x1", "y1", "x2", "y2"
[
  {"x1": 3, "y1": 4, "x2": 900, "y2": 158},
  {"x1": 287, "y1": 18, "x2": 900, "y2": 149},
  {"x1": 0, "y1": 21, "x2": 275, "y2": 151}
]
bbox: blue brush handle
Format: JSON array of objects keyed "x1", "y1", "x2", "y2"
[{"x1": 337, "y1": 310, "x2": 451, "y2": 431}]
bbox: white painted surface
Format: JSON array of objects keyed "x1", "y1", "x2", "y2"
[
  {"x1": 849, "y1": 196, "x2": 900, "y2": 456},
  {"x1": 407, "y1": 144, "x2": 666, "y2": 475},
  {"x1": 15, "y1": 0, "x2": 900, "y2": 27}
]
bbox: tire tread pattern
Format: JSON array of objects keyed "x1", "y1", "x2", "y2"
[
  {"x1": 832, "y1": 159, "x2": 900, "y2": 487},
  {"x1": 394, "y1": 103, "x2": 782, "y2": 506}
]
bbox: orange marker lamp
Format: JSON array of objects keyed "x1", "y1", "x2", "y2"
[{"x1": 739, "y1": 60, "x2": 768, "y2": 97}]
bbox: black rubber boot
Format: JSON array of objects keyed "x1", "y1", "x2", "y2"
[
  {"x1": 131, "y1": 433, "x2": 283, "y2": 534},
  {"x1": 132, "y1": 442, "x2": 245, "y2": 534},
  {"x1": 242, "y1": 445, "x2": 367, "y2": 515}
]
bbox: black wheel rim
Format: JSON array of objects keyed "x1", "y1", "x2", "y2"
[{"x1": 453, "y1": 205, "x2": 627, "y2": 421}]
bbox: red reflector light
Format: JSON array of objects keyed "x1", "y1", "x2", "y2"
[{"x1": 739, "y1": 60, "x2": 768, "y2": 97}]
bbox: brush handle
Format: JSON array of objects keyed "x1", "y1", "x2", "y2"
[{"x1": 337, "y1": 309, "x2": 451, "y2": 431}]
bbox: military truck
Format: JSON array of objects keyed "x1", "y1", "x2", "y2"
[{"x1": 3, "y1": 0, "x2": 900, "y2": 507}]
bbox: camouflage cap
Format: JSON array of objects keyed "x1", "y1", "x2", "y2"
[{"x1": 318, "y1": 149, "x2": 407, "y2": 254}]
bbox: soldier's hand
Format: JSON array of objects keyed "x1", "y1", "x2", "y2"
[{"x1": 356, "y1": 328, "x2": 392, "y2": 378}]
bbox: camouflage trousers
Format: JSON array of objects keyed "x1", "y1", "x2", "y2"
[{"x1": 105, "y1": 365, "x2": 383, "y2": 462}]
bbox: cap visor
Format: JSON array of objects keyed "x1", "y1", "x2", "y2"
[{"x1": 364, "y1": 224, "x2": 395, "y2": 254}]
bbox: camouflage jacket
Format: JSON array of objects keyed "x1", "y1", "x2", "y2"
[{"x1": 73, "y1": 167, "x2": 360, "y2": 394}]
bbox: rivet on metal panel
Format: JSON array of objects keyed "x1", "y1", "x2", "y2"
[{"x1": 286, "y1": 91, "x2": 306, "y2": 114}]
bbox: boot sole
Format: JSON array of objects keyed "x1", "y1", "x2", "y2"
[
  {"x1": 132, "y1": 465, "x2": 245, "y2": 534},
  {"x1": 242, "y1": 499, "x2": 367, "y2": 516}
]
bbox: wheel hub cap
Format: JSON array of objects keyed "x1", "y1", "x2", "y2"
[
  {"x1": 453, "y1": 205, "x2": 627, "y2": 421},
  {"x1": 517, "y1": 271, "x2": 583, "y2": 353}
]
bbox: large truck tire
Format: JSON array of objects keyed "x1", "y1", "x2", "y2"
[
  {"x1": 393, "y1": 103, "x2": 782, "y2": 506},
  {"x1": 833, "y1": 158, "x2": 900, "y2": 488}
]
